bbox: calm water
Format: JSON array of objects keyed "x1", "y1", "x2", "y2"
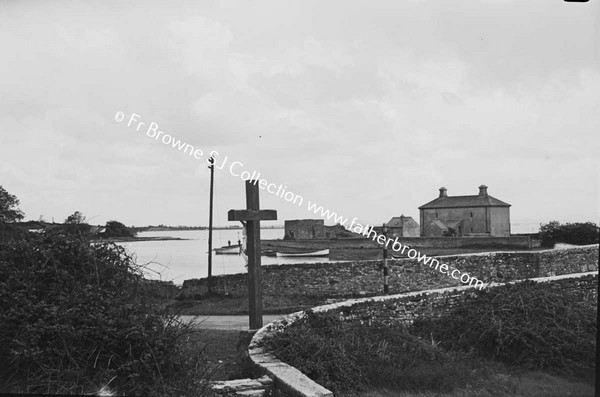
[{"x1": 117, "y1": 229, "x2": 331, "y2": 285}]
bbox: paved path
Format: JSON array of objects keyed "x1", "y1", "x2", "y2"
[{"x1": 180, "y1": 314, "x2": 286, "y2": 330}]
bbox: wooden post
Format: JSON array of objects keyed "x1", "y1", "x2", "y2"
[
  {"x1": 228, "y1": 180, "x2": 277, "y2": 330},
  {"x1": 382, "y1": 223, "x2": 389, "y2": 294},
  {"x1": 207, "y1": 157, "x2": 215, "y2": 294}
]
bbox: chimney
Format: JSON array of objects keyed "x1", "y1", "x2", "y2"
[
  {"x1": 478, "y1": 185, "x2": 488, "y2": 197},
  {"x1": 439, "y1": 187, "x2": 447, "y2": 198}
]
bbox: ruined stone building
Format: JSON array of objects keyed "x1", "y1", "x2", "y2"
[
  {"x1": 283, "y1": 219, "x2": 352, "y2": 240},
  {"x1": 385, "y1": 215, "x2": 420, "y2": 237},
  {"x1": 284, "y1": 219, "x2": 325, "y2": 239},
  {"x1": 419, "y1": 185, "x2": 511, "y2": 237}
]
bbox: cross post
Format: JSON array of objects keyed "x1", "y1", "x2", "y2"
[{"x1": 228, "y1": 180, "x2": 277, "y2": 330}]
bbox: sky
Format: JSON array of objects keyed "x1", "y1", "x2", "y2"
[{"x1": 1, "y1": 0, "x2": 599, "y2": 233}]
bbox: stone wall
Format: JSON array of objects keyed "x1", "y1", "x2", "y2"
[
  {"x1": 262, "y1": 237, "x2": 377, "y2": 252},
  {"x1": 249, "y1": 272, "x2": 598, "y2": 397},
  {"x1": 263, "y1": 235, "x2": 531, "y2": 250},
  {"x1": 329, "y1": 247, "x2": 383, "y2": 260},
  {"x1": 392, "y1": 235, "x2": 531, "y2": 248},
  {"x1": 284, "y1": 219, "x2": 325, "y2": 240},
  {"x1": 326, "y1": 272, "x2": 598, "y2": 327},
  {"x1": 181, "y1": 245, "x2": 598, "y2": 299}
]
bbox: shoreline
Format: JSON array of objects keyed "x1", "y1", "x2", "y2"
[{"x1": 99, "y1": 236, "x2": 189, "y2": 243}]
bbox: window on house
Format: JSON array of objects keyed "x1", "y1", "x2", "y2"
[{"x1": 470, "y1": 212, "x2": 473, "y2": 217}]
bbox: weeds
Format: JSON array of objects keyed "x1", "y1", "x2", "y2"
[
  {"x1": 262, "y1": 311, "x2": 480, "y2": 395},
  {"x1": 411, "y1": 280, "x2": 597, "y2": 380},
  {"x1": 262, "y1": 279, "x2": 597, "y2": 395},
  {"x1": 0, "y1": 233, "x2": 213, "y2": 396}
]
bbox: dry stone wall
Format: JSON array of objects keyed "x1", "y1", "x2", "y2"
[
  {"x1": 249, "y1": 272, "x2": 598, "y2": 397},
  {"x1": 181, "y1": 245, "x2": 598, "y2": 299}
]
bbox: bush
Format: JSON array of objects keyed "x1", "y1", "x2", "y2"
[
  {"x1": 411, "y1": 281, "x2": 597, "y2": 379},
  {"x1": 0, "y1": 223, "x2": 28, "y2": 245},
  {"x1": 262, "y1": 310, "x2": 478, "y2": 395},
  {"x1": 101, "y1": 220, "x2": 135, "y2": 239},
  {"x1": 0, "y1": 234, "x2": 210, "y2": 396},
  {"x1": 539, "y1": 221, "x2": 599, "y2": 247}
]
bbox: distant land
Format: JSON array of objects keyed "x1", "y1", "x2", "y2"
[{"x1": 131, "y1": 224, "x2": 284, "y2": 232}]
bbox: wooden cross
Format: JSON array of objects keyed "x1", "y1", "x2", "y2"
[{"x1": 228, "y1": 180, "x2": 277, "y2": 330}]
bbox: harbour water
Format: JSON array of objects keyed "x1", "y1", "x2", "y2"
[{"x1": 117, "y1": 229, "x2": 332, "y2": 285}]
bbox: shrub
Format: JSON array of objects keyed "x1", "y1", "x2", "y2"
[
  {"x1": 0, "y1": 223, "x2": 28, "y2": 245},
  {"x1": 262, "y1": 310, "x2": 477, "y2": 395},
  {"x1": 101, "y1": 220, "x2": 135, "y2": 239},
  {"x1": 0, "y1": 234, "x2": 210, "y2": 396},
  {"x1": 411, "y1": 280, "x2": 597, "y2": 379},
  {"x1": 539, "y1": 221, "x2": 599, "y2": 247}
]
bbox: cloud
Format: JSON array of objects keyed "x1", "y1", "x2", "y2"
[{"x1": 0, "y1": 0, "x2": 598, "y2": 227}]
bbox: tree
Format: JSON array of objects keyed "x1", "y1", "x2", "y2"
[
  {"x1": 539, "y1": 221, "x2": 600, "y2": 247},
  {"x1": 102, "y1": 220, "x2": 135, "y2": 238},
  {"x1": 0, "y1": 186, "x2": 25, "y2": 223},
  {"x1": 65, "y1": 211, "x2": 86, "y2": 224}
]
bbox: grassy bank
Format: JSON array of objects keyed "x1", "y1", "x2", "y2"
[
  {"x1": 188, "y1": 329, "x2": 253, "y2": 381},
  {"x1": 261, "y1": 280, "x2": 596, "y2": 396},
  {"x1": 353, "y1": 371, "x2": 594, "y2": 397},
  {"x1": 166, "y1": 294, "x2": 336, "y2": 315},
  {"x1": 0, "y1": 234, "x2": 215, "y2": 396}
]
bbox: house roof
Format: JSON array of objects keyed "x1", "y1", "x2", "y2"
[
  {"x1": 445, "y1": 220, "x2": 462, "y2": 229},
  {"x1": 429, "y1": 219, "x2": 448, "y2": 231},
  {"x1": 419, "y1": 194, "x2": 510, "y2": 209},
  {"x1": 386, "y1": 215, "x2": 416, "y2": 228}
]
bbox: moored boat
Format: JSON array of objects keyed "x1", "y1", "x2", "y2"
[
  {"x1": 214, "y1": 244, "x2": 241, "y2": 254},
  {"x1": 276, "y1": 249, "x2": 329, "y2": 258}
]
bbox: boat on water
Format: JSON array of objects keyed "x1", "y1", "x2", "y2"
[
  {"x1": 214, "y1": 244, "x2": 241, "y2": 255},
  {"x1": 262, "y1": 249, "x2": 277, "y2": 257},
  {"x1": 276, "y1": 249, "x2": 329, "y2": 258}
]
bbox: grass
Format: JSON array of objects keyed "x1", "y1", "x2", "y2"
[
  {"x1": 190, "y1": 323, "x2": 596, "y2": 397},
  {"x1": 352, "y1": 371, "x2": 595, "y2": 397},
  {"x1": 184, "y1": 327, "x2": 254, "y2": 381},
  {"x1": 168, "y1": 294, "x2": 332, "y2": 315},
  {"x1": 261, "y1": 278, "x2": 597, "y2": 397}
]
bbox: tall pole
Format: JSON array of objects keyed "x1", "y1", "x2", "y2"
[
  {"x1": 228, "y1": 181, "x2": 277, "y2": 330},
  {"x1": 383, "y1": 223, "x2": 389, "y2": 294},
  {"x1": 207, "y1": 156, "x2": 214, "y2": 295},
  {"x1": 245, "y1": 181, "x2": 263, "y2": 330}
]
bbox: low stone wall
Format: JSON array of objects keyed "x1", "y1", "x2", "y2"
[
  {"x1": 249, "y1": 271, "x2": 598, "y2": 397},
  {"x1": 261, "y1": 238, "x2": 377, "y2": 252},
  {"x1": 262, "y1": 235, "x2": 532, "y2": 251},
  {"x1": 329, "y1": 247, "x2": 382, "y2": 260},
  {"x1": 386, "y1": 235, "x2": 532, "y2": 249},
  {"x1": 181, "y1": 245, "x2": 598, "y2": 299},
  {"x1": 319, "y1": 272, "x2": 598, "y2": 327}
]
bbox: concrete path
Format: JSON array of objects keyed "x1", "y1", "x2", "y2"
[{"x1": 179, "y1": 314, "x2": 286, "y2": 330}]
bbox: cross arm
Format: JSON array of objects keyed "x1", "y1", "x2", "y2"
[{"x1": 228, "y1": 209, "x2": 277, "y2": 222}]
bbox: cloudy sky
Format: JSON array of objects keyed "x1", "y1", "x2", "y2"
[{"x1": 1, "y1": 0, "x2": 598, "y2": 232}]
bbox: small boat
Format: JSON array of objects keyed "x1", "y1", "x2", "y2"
[
  {"x1": 214, "y1": 244, "x2": 241, "y2": 255},
  {"x1": 262, "y1": 249, "x2": 277, "y2": 257},
  {"x1": 276, "y1": 249, "x2": 329, "y2": 258}
]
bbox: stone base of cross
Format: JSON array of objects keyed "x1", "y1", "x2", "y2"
[{"x1": 228, "y1": 180, "x2": 277, "y2": 330}]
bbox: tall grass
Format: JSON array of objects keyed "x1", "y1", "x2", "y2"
[
  {"x1": 262, "y1": 279, "x2": 597, "y2": 395},
  {"x1": 262, "y1": 310, "x2": 483, "y2": 395},
  {"x1": 0, "y1": 232, "x2": 213, "y2": 396}
]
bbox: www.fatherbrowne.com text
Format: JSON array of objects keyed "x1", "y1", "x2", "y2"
[{"x1": 115, "y1": 111, "x2": 485, "y2": 290}]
